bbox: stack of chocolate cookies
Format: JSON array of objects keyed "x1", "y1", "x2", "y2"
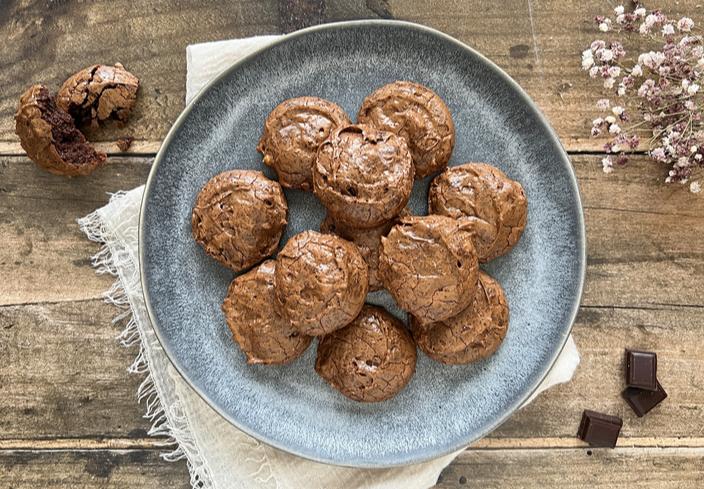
[{"x1": 192, "y1": 81, "x2": 528, "y2": 402}]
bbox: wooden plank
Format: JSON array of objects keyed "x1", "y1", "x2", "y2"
[
  {"x1": 494, "y1": 304, "x2": 704, "y2": 439},
  {"x1": 436, "y1": 448, "x2": 704, "y2": 488},
  {"x1": 2, "y1": 298, "x2": 702, "y2": 441},
  {"x1": 1, "y1": 447, "x2": 702, "y2": 488},
  {"x1": 3, "y1": 1, "x2": 703, "y2": 153},
  {"x1": 0, "y1": 450, "x2": 189, "y2": 489},
  {"x1": 0, "y1": 299, "x2": 152, "y2": 440},
  {"x1": 0, "y1": 156, "x2": 151, "y2": 306},
  {"x1": 2, "y1": 154, "x2": 702, "y2": 307},
  {"x1": 3, "y1": 436, "x2": 704, "y2": 451}
]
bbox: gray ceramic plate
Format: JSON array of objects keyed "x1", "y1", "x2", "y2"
[{"x1": 140, "y1": 20, "x2": 585, "y2": 467}]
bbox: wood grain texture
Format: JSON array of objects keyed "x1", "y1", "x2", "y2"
[
  {"x1": 2, "y1": 1, "x2": 704, "y2": 153},
  {"x1": 0, "y1": 156, "x2": 150, "y2": 306},
  {"x1": 436, "y1": 448, "x2": 704, "y2": 488},
  {"x1": 0, "y1": 299, "x2": 151, "y2": 440},
  {"x1": 0, "y1": 450, "x2": 190, "y2": 489},
  {"x1": 1, "y1": 448, "x2": 702, "y2": 488},
  {"x1": 3, "y1": 1, "x2": 704, "y2": 487},
  {"x1": 2, "y1": 298, "x2": 701, "y2": 441}
]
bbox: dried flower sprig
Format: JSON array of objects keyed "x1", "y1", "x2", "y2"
[{"x1": 582, "y1": 3, "x2": 703, "y2": 192}]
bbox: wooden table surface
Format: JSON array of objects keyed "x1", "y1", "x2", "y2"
[{"x1": 1, "y1": 1, "x2": 703, "y2": 487}]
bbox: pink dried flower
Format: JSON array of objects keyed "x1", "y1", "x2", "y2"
[
  {"x1": 677, "y1": 17, "x2": 694, "y2": 32},
  {"x1": 582, "y1": 4, "x2": 704, "y2": 192}
]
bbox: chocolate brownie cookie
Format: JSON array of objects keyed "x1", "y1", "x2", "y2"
[
  {"x1": 315, "y1": 305, "x2": 416, "y2": 402},
  {"x1": 428, "y1": 163, "x2": 527, "y2": 262},
  {"x1": 275, "y1": 231, "x2": 368, "y2": 336},
  {"x1": 56, "y1": 63, "x2": 140, "y2": 127},
  {"x1": 313, "y1": 124, "x2": 414, "y2": 229},
  {"x1": 319, "y1": 209, "x2": 409, "y2": 291},
  {"x1": 412, "y1": 271, "x2": 509, "y2": 364},
  {"x1": 379, "y1": 215, "x2": 479, "y2": 325},
  {"x1": 358, "y1": 81, "x2": 454, "y2": 178},
  {"x1": 15, "y1": 84, "x2": 106, "y2": 176},
  {"x1": 222, "y1": 260, "x2": 312, "y2": 365},
  {"x1": 191, "y1": 170, "x2": 287, "y2": 272},
  {"x1": 257, "y1": 97, "x2": 350, "y2": 190}
]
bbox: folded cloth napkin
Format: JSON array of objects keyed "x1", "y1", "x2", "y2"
[{"x1": 79, "y1": 34, "x2": 580, "y2": 489}]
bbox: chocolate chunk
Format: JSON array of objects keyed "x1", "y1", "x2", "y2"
[
  {"x1": 625, "y1": 349, "x2": 658, "y2": 391},
  {"x1": 622, "y1": 381, "x2": 668, "y2": 417},
  {"x1": 577, "y1": 410, "x2": 622, "y2": 448}
]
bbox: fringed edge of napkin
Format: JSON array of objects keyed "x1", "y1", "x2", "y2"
[{"x1": 78, "y1": 191, "x2": 217, "y2": 489}]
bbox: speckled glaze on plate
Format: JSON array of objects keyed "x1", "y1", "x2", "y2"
[{"x1": 140, "y1": 20, "x2": 585, "y2": 468}]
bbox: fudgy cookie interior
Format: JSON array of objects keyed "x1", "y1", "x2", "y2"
[{"x1": 36, "y1": 87, "x2": 103, "y2": 166}]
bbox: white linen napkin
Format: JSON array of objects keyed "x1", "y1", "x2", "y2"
[{"x1": 79, "y1": 34, "x2": 580, "y2": 489}]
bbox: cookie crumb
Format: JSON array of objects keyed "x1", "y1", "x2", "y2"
[{"x1": 115, "y1": 136, "x2": 134, "y2": 152}]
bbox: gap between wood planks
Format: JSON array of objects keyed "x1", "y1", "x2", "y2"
[
  {"x1": 1, "y1": 437, "x2": 703, "y2": 451},
  {"x1": 0, "y1": 142, "x2": 647, "y2": 158}
]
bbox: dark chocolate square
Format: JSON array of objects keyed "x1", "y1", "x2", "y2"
[
  {"x1": 626, "y1": 349, "x2": 658, "y2": 391},
  {"x1": 577, "y1": 410, "x2": 622, "y2": 448},
  {"x1": 622, "y1": 381, "x2": 668, "y2": 417}
]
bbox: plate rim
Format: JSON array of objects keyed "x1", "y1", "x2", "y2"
[{"x1": 138, "y1": 19, "x2": 586, "y2": 468}]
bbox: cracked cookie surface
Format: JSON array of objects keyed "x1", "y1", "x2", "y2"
[
  {"x1": 257, "y1": 97, "x2": 350, "y2": 190},
  {"x1": 319, "y1": 208, "x2": 409, "y2": 292},
  {"x1": 191, "y1": 170, "x2": 287, "y2": 272},
  {"x1": 275, "y1": 231, "x2": 368, "y2": 336},
  {"x1": 313, "y1": 124, "x2": 414, "y2": 229},
  {"x1": 358, "y1": 81, "x2": 454, "y2": 179},
  {"x1": 411, "y1": 271, "x2": 509, "y2": 365},
  {"x1": 315, "y1": 304, "x2": 416, "y2": 402},
  {"x1": 15, "y1": 84, "x2": 106, "y2": 176},
  {"x1": 379, "y1": 215, "x2": 479, "y2": 325},
  {"x1": 56, "y1": 63, "x2": 140, "y2": 127},
  {"x1": 222, "y1": 260, "x2": 312, "y2": 365},
  {"x1": 428, "y1": 163, "x2": 527, "y2": 262}
]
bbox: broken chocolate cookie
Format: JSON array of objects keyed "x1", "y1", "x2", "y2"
[
  {"x1": 56, "y1": 63, "x2": 140, "y2": 127},
  {"x1": 15, "y1": 84, "x2": 106, "y2": 176}
]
